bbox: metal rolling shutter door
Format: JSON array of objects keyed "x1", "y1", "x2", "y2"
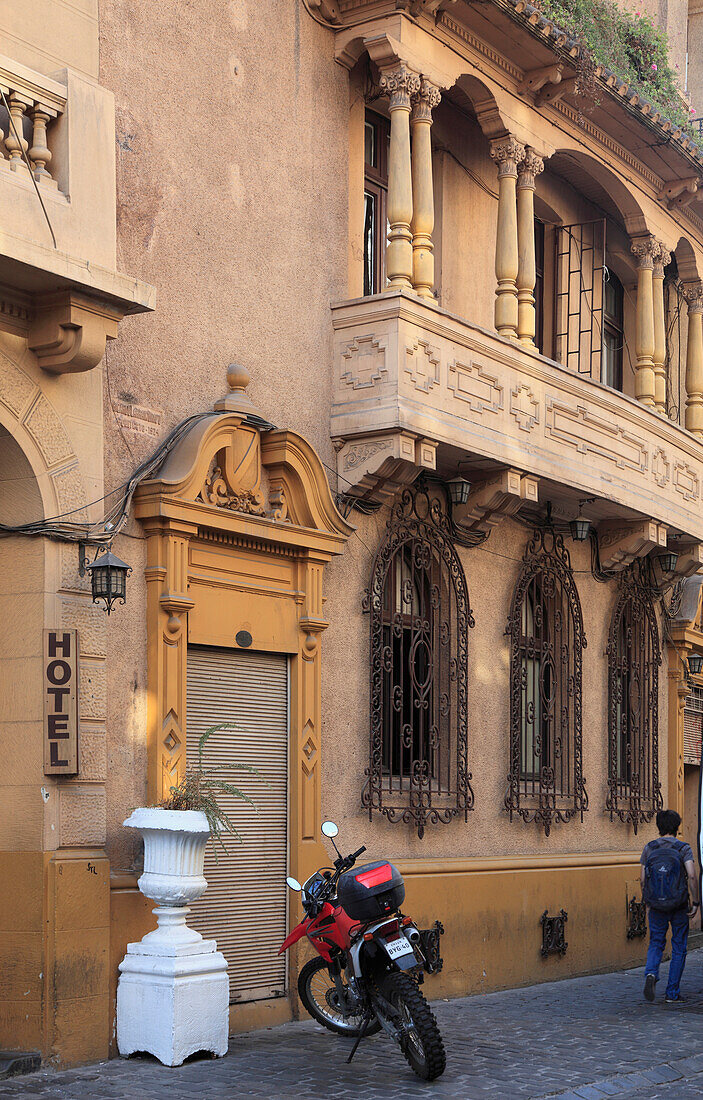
[
  {"x1": 186, "y1": 645, "x2": 288, "y2": 1004},
  {"x1": 684, "y1": 708, "x2": 703, "y2": 766}
]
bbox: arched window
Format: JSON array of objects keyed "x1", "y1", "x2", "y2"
[
  {"x1": 505, "y1": 525, "x2": 588, "y2": 836},
  {"x1": 606, "y1": 565, "x2": 662, "y2": 831},
  {"x1": 363, "y1": 483, "x2": 474, "y2": 838}
]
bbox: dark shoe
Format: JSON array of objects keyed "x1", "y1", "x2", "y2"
[
  {"x1": 644, "y1": 974, "x2": 657, "y2": 1002},
  {"x1": 665, "y1": 993, "x2": 686, "y2": 1003}
]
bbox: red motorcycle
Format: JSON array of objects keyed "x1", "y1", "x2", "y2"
[{"x1": 279, "y1": 821, "x2": 446, "y2": 1081}]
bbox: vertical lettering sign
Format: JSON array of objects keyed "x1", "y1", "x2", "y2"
[{"x1": 43, "y1": 630, "x2": 79, "y2": 775}]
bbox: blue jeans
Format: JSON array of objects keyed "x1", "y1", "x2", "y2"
[{"x1": 645, "y1": 906, "x2": 689, "y2": 998}]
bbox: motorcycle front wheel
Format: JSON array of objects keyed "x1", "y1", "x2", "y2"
[
  {"x1": 298, "y1": 956, "x2": 381, "y2": 1037},
  {"x1": 378, "y1": 972, "x2": 446, "y2": 1081}
]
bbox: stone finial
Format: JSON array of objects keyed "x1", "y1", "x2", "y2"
[
  {"x1": 490, "y1": 136, "x2": 526, "y2": 178},
  {"x1": 214, "y1": 362, "x2": 259, "y2": 413}
]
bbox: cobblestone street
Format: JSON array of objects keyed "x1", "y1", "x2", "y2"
[{"x1": 4, "y1": 949, "x2": 703, "y2": 1099}]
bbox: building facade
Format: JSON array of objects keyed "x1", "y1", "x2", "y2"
[{"x1": 3, "y1": 0, "x2": 703, "y2": 1067}]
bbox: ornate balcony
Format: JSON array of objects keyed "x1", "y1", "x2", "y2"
[
  {"x1": 331, "y1": 290, "x2": 703, "y2": 557},
  {"x1": 0, "y1": 54, "x2": 154, "y2": 372}
]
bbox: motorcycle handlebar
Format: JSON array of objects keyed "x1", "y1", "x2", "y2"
[{"x1": 351, "y1": 846, "x2": 366, "y2": 860}]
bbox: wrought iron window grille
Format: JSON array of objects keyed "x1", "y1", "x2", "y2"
[
  {"x1": 418, "y1": 920, "x2": 445, "y2": 974},
  {"x1": 540, "y1": 909, "x2": 568, "y2": 956},
  {"x1": 362, "y1": 482, "x2": 474, "y2": 839},
  {"x1": 606, "y1": 561, "x2": 662, "y2": 833},
  {"x1": 627, "y1": 896, "x2": 647, "y2": 940},
  {"x1": 505, "y1": 522, "x2": 588, "y2": 837}
]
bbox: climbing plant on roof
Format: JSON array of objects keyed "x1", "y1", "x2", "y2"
[{"x1": 536, "y1": 0, "x2": 694, "y2": 132}]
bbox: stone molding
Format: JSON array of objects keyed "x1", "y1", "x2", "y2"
[
  {"x1": 331, "y1": 290, "x2": 703, "y2": 542},
  {"x1": 489, "y1": 136, "x2": 526, "y2": 177},
  {"x1": 516, "y1": 148, "x2": 544, "y2": 189}
]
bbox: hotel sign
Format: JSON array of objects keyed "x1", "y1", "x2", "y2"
[{"x1": 43, "y1": 630, "x2": 79, "y2": 775}]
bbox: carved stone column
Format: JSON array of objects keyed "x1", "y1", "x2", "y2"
[
  {"x1": 379, "y1": 66, "x2": 421, "y2": 291},
  {"x1": 490, "y1": 137, "x2": 526, "y2": 339},
  {"x1": 685, "y1": 283, "x2": 703, "y2": 439},
  {"x1": 652, "y1": 243, "x2": 670, "y2": 414},
  {"x1": 516, "y1": 148, "x2": 544, "y2": 346},
  {"x1": 410, "y1": 78, "x2": 441, "y2": 299},
  {"x1": 631, "y1": 237, "x2": 657, "y2": 408},
  {"x1": 4, "y1": 93, "x2": 30, "y2": 173}
]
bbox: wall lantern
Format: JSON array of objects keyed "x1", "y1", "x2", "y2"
[
  {"x1": 447, "y1": 477, "x2": 471, "y2": 507},
  {"x1": 569, "y1": 498, "x2": 593, "y2": 542},
  {"x1": 655, "y1": 550, "x2": 679, "y2": 576},
  {"x1": 86, "y1": 550, "x2": 132, "y2": 615},
  {"x1": 569, "y1": 517, "x2": 591, "y2": 542},
  {"x1": 688, "y1": 653, "x2": 703, "y2": 677}
]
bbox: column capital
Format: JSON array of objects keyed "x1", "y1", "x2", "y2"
[
  {"x1": 685, "y1": 283, "x2": 703, "y2": 313},
  {"x1": 516, "y1": 147, "x2": 544, "y2": 189},
  {"x1": 631, "y1": 236, "x2": 658, "y2": 270},
  {"x1": 411, "y1": 78, "x2": 441, "y2": 122},
  {"x1": 490, "y1": 136, "x2": 526, "y2": 178},
  {"x1": 378, "y1": 65, "x2": 421, "y2": 110},
  {"x1": 653, "y1": 241, "x2": 672, "y2": 275}
]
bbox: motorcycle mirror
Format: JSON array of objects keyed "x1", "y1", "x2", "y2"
[
  {"x1": 286, "y1": 876, "x2": 302, "y2": 892},
  {"x1": 321, "y1": 821, "x2": 339, "y2": 839}
]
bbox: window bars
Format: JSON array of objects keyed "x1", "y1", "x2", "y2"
[
  {"x1": 554, "y1": 219, "x2": 606, "y2": 381},
  {"x1": 362, "y1": 482, "x2": 474, "y2": 838},
  {"x1": 505, "y1": 524, "x2": 588, "y2": 836},
  {"x1": 606, "y1": 563, "x2": 662, "y2": 832}
]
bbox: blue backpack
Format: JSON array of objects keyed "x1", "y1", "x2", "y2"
[{"x1": 642, "y1": 840, "x2": 689, "y2": 911}]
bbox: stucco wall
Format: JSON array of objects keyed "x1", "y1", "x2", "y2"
[
  {"x1": 321, "y1": 513, "x2": 668, "y2": 863},
  {"x1": 98, "y1": 0, "x2": 675, "y2": 869},
  {"x1": 98, "y1": 0, "x2": 351, "y2": 866}
]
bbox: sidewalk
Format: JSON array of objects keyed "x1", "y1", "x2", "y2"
[{"x1": 4, "y1": 949, "x2": 703, "y2": 1099}]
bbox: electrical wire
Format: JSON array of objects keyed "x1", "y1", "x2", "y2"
[{"x1": 0, "y1": 411, "x2": 215, "y2": 546}]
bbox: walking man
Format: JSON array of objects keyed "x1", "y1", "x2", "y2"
[{"x1": 641, "y1": 808, "x2": 699, "y2": 1004}]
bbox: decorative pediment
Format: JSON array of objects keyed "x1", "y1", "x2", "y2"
[{"x1": 134, "y1": 366, "x2": 353, "y2": 555}]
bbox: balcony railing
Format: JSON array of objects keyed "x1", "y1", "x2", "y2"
[
  {"x1": 0, "y1": 56, "x2": 66, "y2": 191},
  {"x1": 331, "y1": 289, "x2": 703, "y2": 548}
]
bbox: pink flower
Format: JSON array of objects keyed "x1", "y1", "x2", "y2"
[
  {"x1": 651, "y1": 63, "x2": 658, "y2": 71},
  {"x1": 691, "y1": 107, "x2": 697, "y2": 114}
]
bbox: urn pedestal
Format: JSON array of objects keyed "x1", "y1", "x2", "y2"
[{"x1": 116, "y1": 808, "x2": 229, "y2": 1066}]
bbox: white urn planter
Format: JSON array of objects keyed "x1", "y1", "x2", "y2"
[{"x1": 116, "y1": 808, "x2": 229, "y2": 1066}]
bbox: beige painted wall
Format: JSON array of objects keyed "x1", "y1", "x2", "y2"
[
  {"x1": 321, "y1": 513, "x2": 667, "y2": 863},
  {"x1": 98, "y1": 0, "x2": 352, "y2": 868},
  {"x1": 95, "y1": 1, "x2": 678, "y2": 870}
]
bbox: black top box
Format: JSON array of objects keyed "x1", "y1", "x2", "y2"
[{"x1": 338, "y1": 860, "x2": 405, "y2": 923}]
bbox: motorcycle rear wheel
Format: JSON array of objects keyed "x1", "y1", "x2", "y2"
[
  {"x1": 298, "y1": 956, "x2": 381, "y2": 1037},
  {"x1": 378, "y1": 972, "x2": 446, "y2": 1081}
]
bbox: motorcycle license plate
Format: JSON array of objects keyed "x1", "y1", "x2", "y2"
[{"x1": 383, "y1": 936, "x2": 414, "y2": 960}]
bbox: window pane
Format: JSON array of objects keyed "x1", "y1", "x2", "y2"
[
  {"x1": 363, "y1": 191, "x2": 376, "y2": 297},
  {"x1": 365, "y1": 121, "x2": 376, "y2": 168}
]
